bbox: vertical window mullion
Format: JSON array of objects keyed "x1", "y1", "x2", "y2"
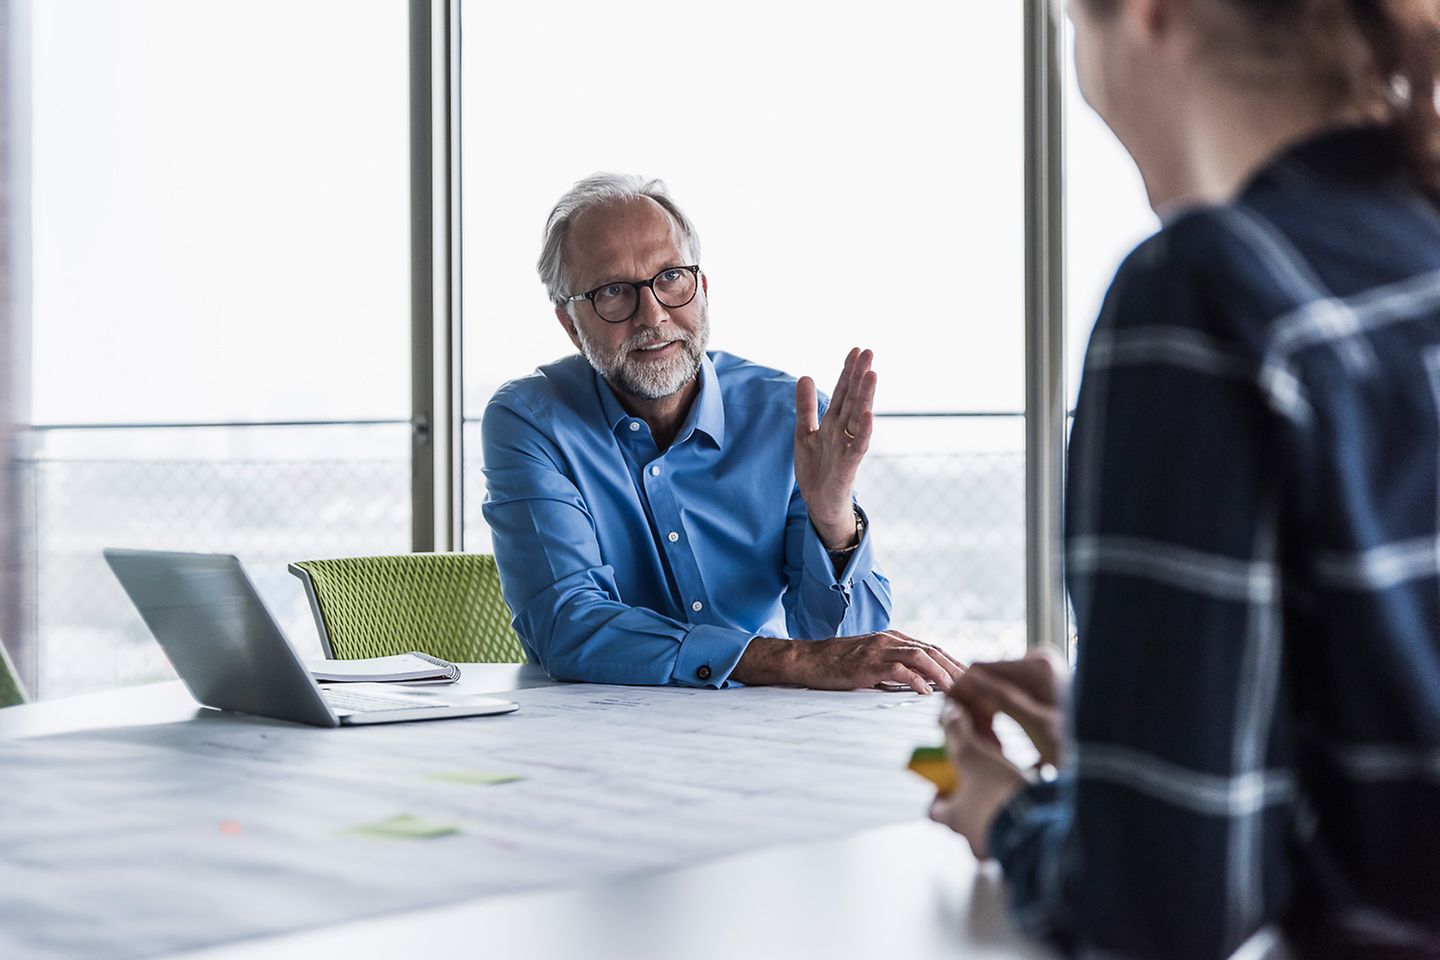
[{"x1": 1024, "y1": 0, "x2": 1068, "y2": 653}]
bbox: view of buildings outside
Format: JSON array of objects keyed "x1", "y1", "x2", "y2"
[{"x1": 12, "y1": 2, "x2": 1155, "y2": 698}]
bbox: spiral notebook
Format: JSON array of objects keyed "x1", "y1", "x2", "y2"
[{"x1": 306, "y1": 652, "x2": 462, "y2": 685}]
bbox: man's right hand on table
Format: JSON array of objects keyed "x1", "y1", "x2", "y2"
[{"x1": 731, "y1": 632, "x2": 963, "y2": 694}]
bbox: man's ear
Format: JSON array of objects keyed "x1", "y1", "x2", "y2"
[
  {"x1": 555, "y1": 304, "x2": 584, "y2": 352},
  {"x1": 700, "y1": 272, "x2": 708, "y2": 297}
]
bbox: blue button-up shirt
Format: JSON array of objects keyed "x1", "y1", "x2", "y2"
[{"x1": 480, "y1": 351, "x2": 892, "y2": 687}]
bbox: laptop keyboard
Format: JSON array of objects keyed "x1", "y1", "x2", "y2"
[{"x1": 321, "y1": 688, "x2": 431, "y2": 713}]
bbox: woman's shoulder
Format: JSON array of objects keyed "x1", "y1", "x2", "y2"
[{"x1": 1099, "y1": 201, "x2": 1321, "y2": 348}]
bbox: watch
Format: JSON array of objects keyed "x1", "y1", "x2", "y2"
[{"x1": 825, "y1": 508, "x2": 865, "y2": 559}]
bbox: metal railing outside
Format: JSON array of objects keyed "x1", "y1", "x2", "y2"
[
  {"x1": 19, "y1": 421, "x2": 412, "y2": 698},
  {"x1": 17, "y1": 413, "x2": 1027, "y2": 699},
  {"x1": 463, "y1": 412, "x2": 1028, "y2": 664}
]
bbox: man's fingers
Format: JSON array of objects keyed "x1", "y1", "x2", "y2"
[
  {"x1": 829, "y1": 349, "x2": 858, "y2": 408},
  {"x1": 851, "y1": 367, "x2": 877, "y2": 418},
  {"x1": 795, "y1": 377, "x2": 820, "y2": 437},
  {"x1": 927, "y1": 643, "x2": 966, "y2": 681},
  {"x1": 886, "y1": 662, "x2": 934, "y2": 696},
  {"x1": 879, "y1": 630, "x2": 964, "y2": 683},
  {"x1": 893, "y1": 647, "x2": 955, "y2": 693},
  {"x1": 833, "y1": 349, "x2": 873, "y2": 426},
  {"x1": 828, "y1": 347, "x2": 860, "y2": 419},
  {"x1": 843, "y1": 409, "x2": 874, "y2": 458}
]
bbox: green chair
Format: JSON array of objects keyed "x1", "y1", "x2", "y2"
[
  {"x1": 288, "y1": 553, "x2": 526, "y2": 664},
  {"x1": 1, "y1": 639, "x2": 27, "y2": 708}
]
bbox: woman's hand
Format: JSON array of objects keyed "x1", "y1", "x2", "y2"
[
  {"x1": 928, "y1": 702, "x2": 1028, "y2": 860},
  {"x1": 948, "y1": 649, "x2": 1067, "y2": 768}
]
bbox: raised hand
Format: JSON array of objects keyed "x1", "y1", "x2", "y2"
[{"x1": 794, "y1": 347, "x2": 876, "y2": 550}]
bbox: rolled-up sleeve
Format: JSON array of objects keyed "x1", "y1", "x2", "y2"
[{"x1": 782, "y1": 493, "x2": 892, "y2": 640}]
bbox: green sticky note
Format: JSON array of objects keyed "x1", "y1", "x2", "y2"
[
  {"x1": 909, "y1": 745, "x2": 948, "y2": 764},
  {"x1": 427, "y1": 770, "x2": 525, "y2": 786},
  {"x1": 347, "y1": 814, "x2": 460, "y2": 840}
]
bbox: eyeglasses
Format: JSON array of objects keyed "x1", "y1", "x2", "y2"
[{"x1": 566, "y1": 265, "x2": 701, "y2": 324}]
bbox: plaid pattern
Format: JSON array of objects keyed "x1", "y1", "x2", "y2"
[{"x1": 991, "y1": 127, "x2": 1440, "y2": 959}]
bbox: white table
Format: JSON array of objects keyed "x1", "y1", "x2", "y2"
[{"x1": 0, "y1": 666, "x2": 1053, "y2": 960}]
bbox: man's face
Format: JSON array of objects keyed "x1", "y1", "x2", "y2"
[{"x1": 556, "y1": 197, "x2": 709, "y2": 402}]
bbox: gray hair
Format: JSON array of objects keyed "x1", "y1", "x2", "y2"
[{"x1": 537, "y1": 173, "x2": 703, "y2": 307}]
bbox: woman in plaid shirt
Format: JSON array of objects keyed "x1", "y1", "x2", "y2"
[{"x1": 931, "y1": 0, "x2": 1440, "y2": 957}]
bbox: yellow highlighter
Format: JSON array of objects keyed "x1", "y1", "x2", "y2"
[{"x1": 908, "y1": 745, "x2": 959, "y2": 796}]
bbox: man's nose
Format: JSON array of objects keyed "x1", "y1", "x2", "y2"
[{"x1": 630, "y1": 285, "x2": 668, "y2": 327}]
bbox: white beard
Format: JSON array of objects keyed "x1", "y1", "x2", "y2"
[{"x1": 576, "y1": 303, "x2": 710, "y2": 401}]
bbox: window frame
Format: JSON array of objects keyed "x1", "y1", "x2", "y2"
[{"x1": 408, "y1": 0, "x2": 1073, "y2": 648}]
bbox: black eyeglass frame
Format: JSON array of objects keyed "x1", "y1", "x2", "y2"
[{"x1": 565, "y1": 265, "x2": 702, "y2": 324}]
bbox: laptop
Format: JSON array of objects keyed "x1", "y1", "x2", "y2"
[{"x1": 103, "y1": 548, "x2": 519, "y2": 727}]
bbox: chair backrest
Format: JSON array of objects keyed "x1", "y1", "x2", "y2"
[
  {"x1": 0, "y1": 639, "x2": 27, "y2": 708},
  {"x1": 288, "y1": 553, "x2": 526, "y2": 664}
]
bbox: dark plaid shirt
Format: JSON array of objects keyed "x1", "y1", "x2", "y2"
[{"x1": 991, "y1": 127, "x2": 1440, "y2": 959}]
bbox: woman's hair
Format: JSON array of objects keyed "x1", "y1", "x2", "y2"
[
  {"x1": 1346, "y1": 0, "x2": 1440, "y2": 194},
  {"x1": 1081, "y1": 0, "x2": 1440, "y2": 195}
]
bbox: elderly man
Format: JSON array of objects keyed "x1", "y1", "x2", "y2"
[{"x1": 481, "y1": 173, "x2": 961, "y2": 691}]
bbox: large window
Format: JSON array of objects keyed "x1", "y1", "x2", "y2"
[
  {"x1": 460, "y1": 1, "x2": 1029, "y2": 660},
  {"x1": 1062, "y1": 15, "x2": 1157, "y2": 402},
  {"x1": 6, "y1": 0, "x2": 411, "y2": 696},
  {"x1": 1, "y1": 1, "x2": 1090, "y2": 699}
]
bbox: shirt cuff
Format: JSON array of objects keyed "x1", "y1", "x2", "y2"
[
  {"x1": 672, "y1": 623, "x2": 756, "y2": 688},
  {"x1": 803, "y1": 503, "x2": 877, "y2": 589},
  {"x1": 989, "y1": 777, "x2": 1062, "y2": 868}
]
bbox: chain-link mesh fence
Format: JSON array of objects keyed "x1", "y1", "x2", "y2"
[
  {"x1": 857, "y1": 450, "x2": 1025, "y2": 662},
  {"x1": 20, "y1": 424, "x2": 412, "y2": 698},
  {"x1": 461, "y1": 416, "x2": 1028, "y2": 665},
  {"x1": 19, "y1": 419, "x2": 1027, "y2": 699}
]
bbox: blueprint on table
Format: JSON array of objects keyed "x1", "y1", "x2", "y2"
[{"x1": 0, "y1": 683, "x2": 949, "y2": 959}]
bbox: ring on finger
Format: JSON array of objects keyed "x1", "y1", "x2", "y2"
[{"x1": 842, "y1": 426, "x2": 857, "y2": 440}]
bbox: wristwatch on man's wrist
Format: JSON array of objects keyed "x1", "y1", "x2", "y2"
[{"x1": 825, "y1": 507, "x2": 865, "y2": 559}]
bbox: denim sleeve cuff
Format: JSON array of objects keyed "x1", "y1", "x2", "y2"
[{"x1": 672, "y1": 623, "x2": 756, "y2": 688}]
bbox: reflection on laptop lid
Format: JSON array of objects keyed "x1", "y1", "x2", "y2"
[{"x1": 103, "y1": 548, "x2": 517, "y2": 727}]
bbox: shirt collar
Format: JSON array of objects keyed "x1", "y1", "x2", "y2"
[
  {"x1": 1242, "y1": 124, "x2": 1402, "y2": 199},
  {"x1": 685, "y1": 353, "x2": 726, "y2": 449},
  {"x1": 595, "y1": 352, "x2": 726, "y2": 450}
]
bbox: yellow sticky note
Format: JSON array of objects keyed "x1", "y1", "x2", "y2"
[{"x1": 907, "y1": 745, "x2": 958, "y2": 796}]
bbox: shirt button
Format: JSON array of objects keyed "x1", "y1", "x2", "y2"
[
  {"x1": 650, "y1": 465, "x2": 661, "y2": 477},
  {"x1": 628, "y1": 421, "x2": 640, "y2": 432},
  {"x1": 691, "y1": 600, "x2": 703, "y2": 613},
  {"x1": 697, "y1": 665, "x2": 712, "y2": 681},
  {"x1": 667, "y1": 531, "x2": 679, "y2": 543}
]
